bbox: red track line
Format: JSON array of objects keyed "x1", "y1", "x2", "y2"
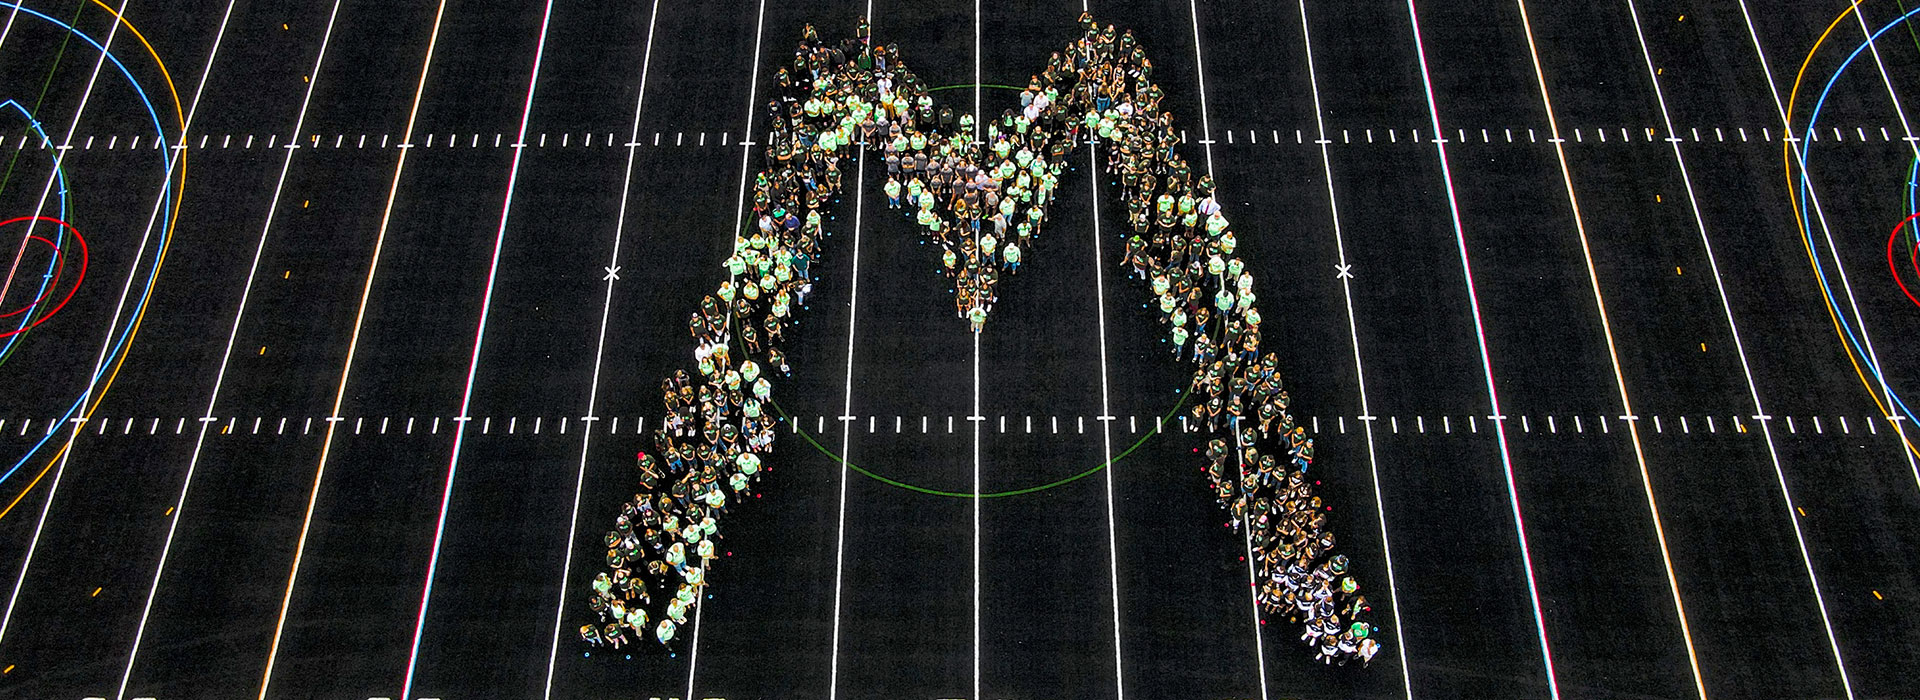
[
  {"x1": 1888, "y1": 212, "x2": 1920, "y2": 309},
  {"x1": 0, "y1": 216, "x2": 85, "y2": 338}
]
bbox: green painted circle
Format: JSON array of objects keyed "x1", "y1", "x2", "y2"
[{"x1": 771, "y1": 390, "x2": 1190, "y2": 499}]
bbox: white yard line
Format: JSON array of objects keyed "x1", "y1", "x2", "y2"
[
  {"x1": 828, "y1": 6, "x2": 876, "y2": 698},
  {"x1": 539, "y1": 1, "x2": 663, "y2": 697},
  {"x1": 971, "y1": 3, "x2": 984, "y2": 699},
  {"x1": 114, "y1": 2, "x2": 318, "y2": 697},
  {"x1": 1080, "y1": 3, "x2": 1126, "y2": 696},
  {"x1": 1087, "y1": 128, "x2": 1128, "y2": 700},
  {"x1": 1511, "y1": 3, "x2": 1705, "y2": 697},
  {"x1": 1714, "y1": 2, "x2": 1873, "y2": 696},
  {"x1": 827, "y1": 139, "x2": 870, "y2": 700},
  {"x1": 970, "y1": 333, "x2": 982, "y2": 700},
  {"x1": 687, "y1": 2, "x2": 768, "y2": 698},
  {"x1": 0, "y1": 1, "x2": 24, "y2": 53},
  {"x1": 1401, "y1": 1, "x2": 1560, "y2": 696},
  {"x1": 258, "y1": 3, "x2": 451, "y2": 696},
  {"x1": 1293, "y1": 0, "x2": 1412, "y2": 695},
  {"x1": 1181, "y1": 4, "x2": 1267, "y2": 697}
]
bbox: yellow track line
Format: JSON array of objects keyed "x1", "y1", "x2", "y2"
[
  {"x1": 1781, "y1": 1, "x2": 1920, "y2": 460},
  {"x1": 1513, "y1": 3, "x2": 1709, "y2": 697},
  {"x1": 258, "y1": 3, "x2": 450, "y2": 696},
  {"x1": 91, "y1": 0, "x2": 184, "y2": 130}
]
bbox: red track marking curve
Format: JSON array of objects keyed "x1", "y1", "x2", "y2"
[
  {"x1": 0, "y1": 216, "x2": 87, "y2": 337},
  {"x1": 1889, "y1": 212, "x2": 1920, "y2": 310}
]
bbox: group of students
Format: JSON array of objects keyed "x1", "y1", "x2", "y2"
[
  {"x1": 577, "y1": 19, "x2": 864, "y2": 652},
  {"x1": 855, "y1": 36, "x2": 1072, "y2": 326},
  {"x1": 1064, "y1": 13, "x2": 1380, "y2": 666},
  {"x1": 581, "y1": 15, "x2": 1382, "y2": 667}
]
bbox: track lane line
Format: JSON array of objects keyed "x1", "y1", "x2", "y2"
[{"x1": 257, "y1": 3, "x2": 451, "y2": 696}]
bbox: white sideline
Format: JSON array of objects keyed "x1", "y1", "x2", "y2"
[{"x1": 1401, "y1": 1, "x2": 1561, "y2": 696}]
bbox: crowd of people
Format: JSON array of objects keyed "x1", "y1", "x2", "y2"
[
  {"x1": 1051, "y1": 14, "x2": 1378, "y2": 667},
  {"x1": 582, "y1": 15, "x2": 1380, "y2": 667}
]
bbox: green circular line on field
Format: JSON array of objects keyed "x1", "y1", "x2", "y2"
[{"x1": 772, "y1": 389, "x2": 1191, "y2": 499}]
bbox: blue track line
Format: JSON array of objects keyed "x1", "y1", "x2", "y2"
[
  {"x1": 1793, "y1": 6, "x2": 1920, "y2": 430},
  {"x1": 0, "y1": 1, "x2": 175, "y2": 490}
]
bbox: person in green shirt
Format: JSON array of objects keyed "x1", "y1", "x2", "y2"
[{"x1": 883, "y1": 176, "x2": 901, "y2": 208}]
